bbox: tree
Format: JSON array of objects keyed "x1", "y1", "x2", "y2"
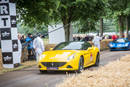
[
  {"x1": 74, "y1": 0, "x2": 106, "y2": 36},
  {"x1": 100, "y1": 18, "x2": 103, "y2": 36},
  {"x1": 18, "y1": 23, "x2": 48, "y2": 35},
  {"x1": 77, "y1": 19, "x2": 97, "y2": 33},
  {"x1": 106, "y1": 0, "x2": 130, "y2": 37},
  {"x1": 16, "y1": 0, "x2": 105, "y2": 41},
  {"x1": 126, "y1": 16, "x2": 129, "y2": 37}
]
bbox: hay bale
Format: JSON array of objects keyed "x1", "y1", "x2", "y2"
[
  {"x1": 21, "y1": 47, "x2": 28, "y2": 63},
  {"x1": 0, "y1": 49, "x2": 3, "y2": 70},
  {"x1": 44, "y1": 39, "x2": 112, "y2": 51},
  {"x1": 89, "y1": 39, "x2": 112, "y2": 50},
  {"x1": 100, "y1": 39, "x2": 113, "y2": 50},
  {"x1": 45, "y1": 44, "x2": 56, "y2": 51},
  {"x1": 20, "y1": 44, "x2": 57, "y2": 62},
  {"x1": 57, "y1": 55, "x2": 130, "y2": 87}
]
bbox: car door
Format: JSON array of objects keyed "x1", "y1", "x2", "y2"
[
  {"x1": 83, "y1": 50, "x2": 91, "y2": 66},
  {"x1": 83, "y1": 47, "x2": 94, "y2": 66},
  {"x1": 87, "y1": 47, "x2": 94, "y2": 63},
  {"x1": 82, "y1": 42, "x2": 93, "y2": 66}
]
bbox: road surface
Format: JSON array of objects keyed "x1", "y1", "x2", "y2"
[{"x1": 0, "y1": 50, "x2": 130, "y2": 87}]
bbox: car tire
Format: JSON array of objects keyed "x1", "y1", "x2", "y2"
[
  {"x1": 40, "y1": 70, "x2": 47, "y2": 74},
  {"x1": 128, "y1": 44, "x2": 130, "y2": 50},
  {"x1": 109, "y1": 49, "x2": 112, "y2": 51},
  {"x1": 76, "y1": 56, "x2": 84, "y2": 73},
  {"x1": 94, "y1": 53, "x2": 100, "y2": 66}
]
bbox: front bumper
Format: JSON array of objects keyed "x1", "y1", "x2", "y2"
[
  {"x1": 38, "y1": 61, "x2": 79, "y2": 71},
  {"x1": 110, "y1": 47, "x2": 129, "y2": 51}
]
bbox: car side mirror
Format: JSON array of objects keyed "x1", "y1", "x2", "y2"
[{"x1": 50, "y1": 48, "x2": 53, "y2": 51}]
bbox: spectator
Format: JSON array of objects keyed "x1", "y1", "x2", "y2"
[
  {"x1": 20, "y1": 35, "x2": 26, "y2": 44},
  {"x1": 92, "y1": 34, "x2": 102, "y2": 50},
  {"x1": 77, "y1": 36, "x2": 81, "y2": 41},
  {"x1": 85, "y1": 36, "x2": 89, "y2": 41},
  {"x1": 33, "y1": 33, "x2": 45, "y2": 62},
  {"x1": 112, "y1": 35, "x2": 118, "y2": 41},
  {"x1": 73, "y1": 37, "x2": 76, "y2": 41},
  {"x1": 25, "y1": 33, "x2": 33, "y2": 60},
  {"x1": 18, "y1": 35, "x2": 22, "y2": 63}
]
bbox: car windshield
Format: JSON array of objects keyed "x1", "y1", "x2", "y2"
[
  {"x1": 53, "y1": 42, "x2": 92, "y2": 50},
  {"x1": 114, "y1": 39, "x2": 128, "y2": 43}
]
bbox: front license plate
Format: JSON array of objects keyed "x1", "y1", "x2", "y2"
[{"x1": 47, "y1": 67, "x2": 58, "y2": 70}]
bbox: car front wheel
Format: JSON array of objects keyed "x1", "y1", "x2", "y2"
[
  {"x1": 94, "y1": 53, "x2": 100, "y2": 66},
  {"x1": 76, "y1": 56, "x2": 84, "y2": 73},
  {"x1": 39, "y1": 70, "x2": 47, "y2": 74}
]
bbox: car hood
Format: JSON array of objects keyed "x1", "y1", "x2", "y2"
[{"x1": 39, "y1": 50, "x2": 80, "y2": 62}]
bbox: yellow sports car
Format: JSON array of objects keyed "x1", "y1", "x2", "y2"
[{"x1": 38, "y1": 41, "x2": 100, "y2": 73}]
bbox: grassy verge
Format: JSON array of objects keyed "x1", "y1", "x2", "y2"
[
  {"x1": 57, "y1": 55, "x2": 130, "y2": 87},
  {"x1": 0, "y1": 61, "x2": 37, "y2": 75}
]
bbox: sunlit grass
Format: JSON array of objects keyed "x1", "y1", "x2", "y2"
[{"x1": 57, "y1": 55, "x2": 130, "y2": 87}]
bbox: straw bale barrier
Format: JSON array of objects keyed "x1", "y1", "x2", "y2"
[
  {"x1": 45, "y1": 39, "x2": 113, "y2": 51},
  {"x1": 21, "y1": 47, "x2": 28, "y2": 62},
  {"x1": 0, "y1": 49, "x2": 3, "y2": 70},
  {"x1": 0, "y1": 39, "x2": 112, "y2": 66},
  {"x1": 89, "y1": 39, "x2": 112, "y2": 50},
  {"x1": 45, "y1": 44, "x2": 56, "y2": 51},
  {"x1": 100, "y1": 39, "x2": 113, "y2": 50},
  {"x1": 57, "y1": 55, "x2": 130, "y2": 87}
]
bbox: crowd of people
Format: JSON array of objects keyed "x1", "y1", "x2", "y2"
[
  {"x1": 18, "y1": 33, "x2": 45, "y2": 62},
  {"x1": 73, "y1": 34, "x2": 121, "y2": 41},
  {"x1": 72, "y1": 34, "x2": 123, "y2": 50}
]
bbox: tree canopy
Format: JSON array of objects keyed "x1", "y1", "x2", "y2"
[
  {"x1": 16, "y1": 0, "x2": 105, "y2": 41},
  {"x1": 106, "y1": 0, "x2": 130, "y2": 37}
]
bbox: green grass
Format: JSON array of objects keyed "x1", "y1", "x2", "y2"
[{"x1": 0, "y1": 61, "x2": 37, "y2": 75}]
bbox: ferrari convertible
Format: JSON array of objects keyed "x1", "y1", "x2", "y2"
[
  {"x1": 108, "y1": 38, "x2": 130, "y2": 51},
  {"x1": 38, "y1": 41, "x2": 100, "y2": 73}
]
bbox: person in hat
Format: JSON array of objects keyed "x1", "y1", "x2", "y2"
[{"x1": 33, "y1": 33, "x2": 45, "y2": 62}]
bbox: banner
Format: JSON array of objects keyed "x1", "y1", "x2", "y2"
[{"x1": 0, "y1": 0, "x2": 19, "y2": 68}]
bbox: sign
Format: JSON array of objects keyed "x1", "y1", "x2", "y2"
[
  {"x1": 2, "y1": 52, "x2": 13, "y2": 64},
  {"x1": 48, "y1": 24, "x2": 73, "y2": 44},
  {"x1": 0, "y1": 0, "x2": 19, "y2": 68},
  {"x1": 48, "y1": 24, "x2": 65, "y2": 44},
  {"x1": 1, "y1": 28, "x2": 11, "y2": 40},
  {"x1": 12, "y1": 40, "x2": 18, "y2": 51}
]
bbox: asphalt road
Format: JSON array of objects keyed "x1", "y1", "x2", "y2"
[{"x1": 0, "y1": 50, "x2": 130, "y2": 87}]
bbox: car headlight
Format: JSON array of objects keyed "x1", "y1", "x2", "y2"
[
  {"x1": 39, "y1": 54, "x2": 46, "y2": 61},
  {"x1": 109, "y1": 44, "x2": 113, "y2": 47},
  {"x1": 67, "y1": 53, "x2": 76, "y2": 61},
  {"x1": 125, "y1": 43, "x2": 129, "y2": 47}
]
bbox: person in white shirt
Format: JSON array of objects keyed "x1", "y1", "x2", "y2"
[
  {"x1": 33, "y1": 33, "x2": 45, "y2": 62},
  {"x1": 18, "y1": 34, "x2": 22, "y2": 63},
  {"x1": 92, "y1": 34, "x2": 102, "y2": 50}
]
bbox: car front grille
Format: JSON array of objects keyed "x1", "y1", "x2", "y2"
[{"x1": 41, "y1": 62, "x2": 66, "y2": 67}]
